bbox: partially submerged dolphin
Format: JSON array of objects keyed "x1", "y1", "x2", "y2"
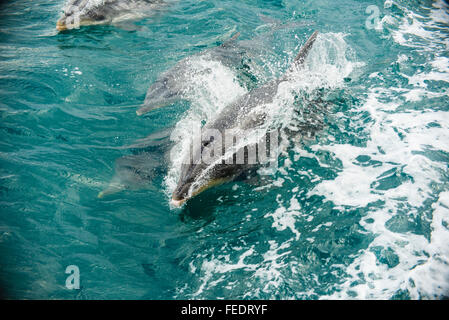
[
  {"x1": 97, "y1": 152, "x2": 162, "y2": 198},
  {"x1": 98, "y1": 129, "x2": 171, "y2": 198},
  {"x1": 57, "y1": 0, "x2": 164, "y2": 31},
  {"x1": 170, "y1": 31, "x2": 319, "y2": 207},
  {"x1": 136, "y1": 32, "x2": 258, "y2": 116}
]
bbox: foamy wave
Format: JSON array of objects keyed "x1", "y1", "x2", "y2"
[
  {"x1": 309, "y1": 2, "x2": 449, "y2": 298},
  {"x1": 387, "y1": 0, "x2": 449, "y2": 48},
  {"x1": 311, "y1": 94, "x2": 449, "y2": 298},
  {"x1": 312, "y1": 64, "x2": 449, "y2": 299}
]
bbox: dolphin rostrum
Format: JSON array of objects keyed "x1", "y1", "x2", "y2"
[
  {"x1": 170, "y1": 31, "x2": 319, "y2": 207},
  {"x1": 57, "y1": 0, "x2": 165, "y2": 31}
]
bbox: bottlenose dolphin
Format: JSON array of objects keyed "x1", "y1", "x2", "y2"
[
  {"x1": 136, "y1": 32, "x2": 250, "y2": 116},
  {"x1": 170, "y1": 31, "x2": 319, "y2": 207},
  {"x1": 57, "y1": 0, "x2": 164, "y2": 31},
  {"x1": 98, "y1": 129, "x2": 171, "y2": 198}
]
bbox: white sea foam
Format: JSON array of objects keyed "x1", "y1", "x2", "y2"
[
  {"x1": 388, "y1": 0, "x2": 449, "y2": 48},
  {"x1": 324, "y1": 191, "x2": 449, "y2": 299},
  {"x1": 265, "y1": 195, "x2": 302, "y2": 240},
  {"x1": 184, "y1": 240, "x2": 294, "y2": 299},
  {"x1": 308, "y1": 1, "x2": 449, "y2": 299},
  {"x1": 431, "y1": 0, "x2": 449, "y2": 24},
  {"x1": 313, "y1": 88, "x2": 449, "y2": 298}
]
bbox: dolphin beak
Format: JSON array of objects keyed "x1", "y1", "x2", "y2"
[
  {"x1": 56, "y1": 19, "x2": 67, "y2": 31},
  {"x1": 97, "y1": 191, "x2": 106, "y2": 199},
  {"x1": 170, "y1": 178, "x2": 227, "y2": 207},
  {"x1": 97, "y1": 183, "x2": 124, "y2": 198},
  {"x1": 136, "y1": 104, "x2": 162, "y2": 116}
]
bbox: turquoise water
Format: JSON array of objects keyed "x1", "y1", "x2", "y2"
[{"x1": 1, "y1": 0, "x2": 449, "y2": 299}]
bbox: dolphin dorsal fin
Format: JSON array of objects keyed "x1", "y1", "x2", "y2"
[
  {"x1": 293, "y1": 31, "x2": 318, "y2": 65},
  {"x1": 220, "y1": 32, "x2": 241, "y2": 47},
  {"x1": 283, "y1": 31, "x2": 318, "y2": 79}
]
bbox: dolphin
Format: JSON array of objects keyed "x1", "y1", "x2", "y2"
[
  {"x1": 57, "y1": 0, "x2": 164, "y2": 31},
  {"x1": 136, "y1": 32, "x2": 260, "y2": 116},
  {"x1": 98, "y1": 129, "x2": 171, "y2": 198},
  {"x1": 97, "y1": 152, "x2": 162, "y2": 198},
  {"x1": 170, "y1": 31, "x2": 319, "y2": 207}
]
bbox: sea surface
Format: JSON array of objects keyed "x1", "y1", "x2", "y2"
[{"x1": 0, "y1": 0, "x2": 449, "y2": 299}]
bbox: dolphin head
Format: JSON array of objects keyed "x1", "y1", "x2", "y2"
[
  {"x1": 170, "y1": 127, "x2": 255, "y2": 207},
  {"x1": 56, "y1": 0, "x2": 111, "y2": 31},
  {"x1": 171, "y1": 161, "x2": 239, "y2": 207},
  {"x1": 137, "y1": 75, "x2": 182, "y2": 115}
]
